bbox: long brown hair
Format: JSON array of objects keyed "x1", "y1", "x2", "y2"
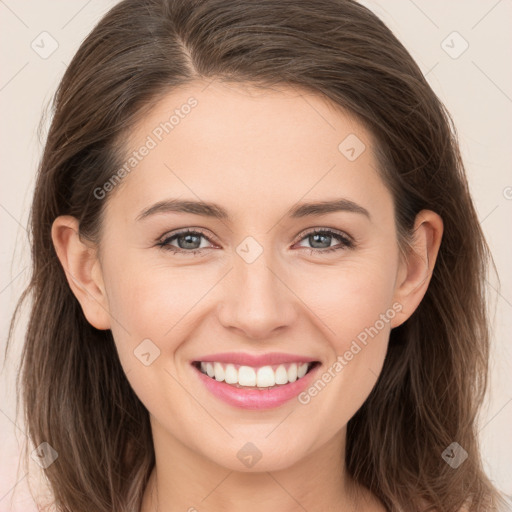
[{"x1": 6, "y1": 0, "x2": 506, "y2": 510}]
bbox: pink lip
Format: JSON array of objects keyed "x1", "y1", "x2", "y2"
[
  {"x1": 193, "y1": 352, "x2": 317, "y2": 367},
  {"x1": 192, "y1": 361, "x2": 321, "y2": 410}
]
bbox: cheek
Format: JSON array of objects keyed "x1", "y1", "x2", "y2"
[
  {"x1": 295, "y1": 250, "x2": 399, "y2": 348},
  {"x1": 103, "y1": 252, "x2": 213, "y2": 338},
  {"x1": 100, "y1": 256, "x2": 205, "y2": 420},
  {"x1": 289, "y1": 250, "x2": 398, "y2": 423}
]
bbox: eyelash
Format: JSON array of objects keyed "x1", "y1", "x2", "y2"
[{"x1": 156, "y1": 228, "x2": 355, "y2": 256}]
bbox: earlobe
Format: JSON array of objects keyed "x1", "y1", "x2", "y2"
[
  {"x1": 51, "y1": 215, "x2": 111, "y2": 330},
  {"x1": 390, "y1": 210, "x2": 443, "y2": 328}
]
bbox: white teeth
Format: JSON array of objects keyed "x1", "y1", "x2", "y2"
[
  {"x1": 256, "y1": 366, "x2": 275, "y2": 387},
  {"x1": 197, "y1": 361, "x2": 313, "y2": 388},
  {"x1": 297, "y1": 363, "x2": 308, "y2": 378},
  {"x1": 213, "y1": 362, "x2": 225, "y2": 381},
  {"x1": 275, "y1": 365, "x2": 288, "y2": 384},
  {"x1": 224, "y1": 363, "x2": 238, "y2": 384},
  {"x1": 287, "y1": 363, "x2": 298, "y2": 383},
  {"x1": 238, "y1": 366, "x2": 256, "y2": 386}
]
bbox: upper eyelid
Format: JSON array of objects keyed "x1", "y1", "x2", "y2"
[
  {"x1": 297, "y1": 227, "x2": 352, "y2": 242},
  {"x1": 159, "y1": 227, "x2": 215, "y2": 241}
]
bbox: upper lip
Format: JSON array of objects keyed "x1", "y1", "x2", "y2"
[{"x1": 193, "y1": 352, "x2": 319, "y2": 367}]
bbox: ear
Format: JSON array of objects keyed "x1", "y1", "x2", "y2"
[
  {"x1": 391, "y1": 210, "x2": 443, "y2": 328},
  {"x1": 51, "y1": 215, "x2": 111, "y2": 330}
]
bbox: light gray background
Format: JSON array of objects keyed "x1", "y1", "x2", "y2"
[{"x1": 1, "y1": 1, "x2": 511, "y2": 509}]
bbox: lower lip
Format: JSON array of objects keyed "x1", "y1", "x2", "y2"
[{"x1": 192, "y1": 363, "x2": 320, "y2": 410}]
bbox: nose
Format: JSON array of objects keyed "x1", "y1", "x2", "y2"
[{"x1": 216, "y1": 248, "x2": 298, "y2": 340}]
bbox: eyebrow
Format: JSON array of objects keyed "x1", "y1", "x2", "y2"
[{"x1": 136, "y1": 198, "x2": 371, "y2": 222}]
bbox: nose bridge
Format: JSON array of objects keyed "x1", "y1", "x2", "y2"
[{"x1": 217, "y1": 235, "x2": 296, "y2": 338}]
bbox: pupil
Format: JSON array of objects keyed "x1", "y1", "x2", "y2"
[
  {"x1": 180, "y1": 234, "x2": 200, "y2": 249},
  {"x1": 310, "y1": 233, "x2": 330, "y2": 249}
]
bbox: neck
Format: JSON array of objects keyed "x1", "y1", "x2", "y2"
[{"x1": 140, "y1": 417, "x2": 384, "y2": 512}]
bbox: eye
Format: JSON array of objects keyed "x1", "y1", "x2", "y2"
[
  {"x1": 156, "y1": 227, "x2": 354, "y2": 256},
  {"x1": 294, "y1": 228, "x2": 354, "y2": 255},
  {"x1": 156, "y1": 228, "x2": 216, "y2": 256}
]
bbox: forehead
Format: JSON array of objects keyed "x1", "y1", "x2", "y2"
[{"x1": 107, "y1": 80, "x2": 390, "y2": 223}]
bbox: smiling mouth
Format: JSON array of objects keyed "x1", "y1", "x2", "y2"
[{"x1": 192, "y1": 361, "x2": 321, "y2": 390}]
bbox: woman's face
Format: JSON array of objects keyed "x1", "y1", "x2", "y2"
[{"x1": 80, "y1": 81, "x2": 422, "y2": 471}]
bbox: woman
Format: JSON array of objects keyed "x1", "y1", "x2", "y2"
[{"x1": 7, "y1": 0, "x2": 508, "y2": 510}]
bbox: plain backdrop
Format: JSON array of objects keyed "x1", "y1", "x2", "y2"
[{"x1": 1, "y1": 1, "x2": 511, "y2": 510}]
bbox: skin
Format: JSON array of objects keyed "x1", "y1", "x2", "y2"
[{"x1": 52, "y1": 80, "x2": 443, "y2": 512}]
